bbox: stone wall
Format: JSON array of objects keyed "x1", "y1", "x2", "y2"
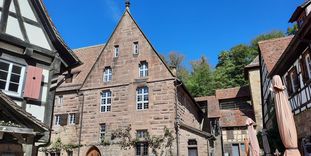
[
  {"x1": 248, "y1": 69, "x2": 263, "y2": 131},
  {"x1": 294, "y1": 108, "x2": 311, "y2": 139}
]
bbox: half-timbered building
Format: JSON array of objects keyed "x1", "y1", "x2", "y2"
[
  {"x1": 44, "y1": 2, "x2": 214, "y2": 156},
  {"x1": 265, "y1": 1, "x2": 311, "y2": 154},
  {"x1": 0, "y1": 0, "x2": 81, "y2": 155}
]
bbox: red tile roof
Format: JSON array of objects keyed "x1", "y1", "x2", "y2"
[
  {"x1": 215, "y1": 86, "x2": 250, "y2": 100},
  {"x1": 258, "y1": 36, "x2": 293, "y2": 73},
  {"x1": 57, "y1": 44, "x2": 104, "y2": 92},
  {"x1": 219, "y1": 109, "x2": 254, "y2": 127},
  {"x1": 195, "y1": 96, "x2": 220, "y2": 118}
]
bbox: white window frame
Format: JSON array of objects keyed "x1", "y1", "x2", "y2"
[
  {"x1": 114, "y1": 45, "x2": 119, "y2": 57},
  {"x1": 55, "y1": 115, "x2": 60, "y2": 125},
  {"x1": 136, "y1": 87, "x2": 149, "y2": 110},
  {"x1": 103, "y1": 67, "x2": 112, "y2": 82},
  {"x1": 0, "y1": 59, "x2": 25, "y2": 97},
  {"x1": 100, "y1": 91, "x2": 112, "y2": 112},
  {"x1": 68, "y1": 113, "x2": 75, "y2": 125},
  {"x1": 100, "y1": 123, "x2": 106, "y2": 141},
  {"x1": 133, "y1": 42, "x2": 139, "y2": 54},
  {"x1": 139, "y1": 62, "x2": 148, "y2": 77}
]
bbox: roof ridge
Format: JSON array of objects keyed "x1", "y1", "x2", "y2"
[
  {"x1": 258, "y1": 35, "x2": 294, "y2": 45},
  {"x1": 73, "y1": 44, "x2": 106, "y2": 51}
]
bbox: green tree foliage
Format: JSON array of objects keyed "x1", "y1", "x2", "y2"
[
  {"x1": 166, "y1": 51, "x2": 190, "y2": 82},
  {"x1": 185, "y1": 56, "x2": 215, "y2": 96},
  {"x1": 214, "y1": 31, "x2": 285, "y2": 89},
  {"x1": 163, "y1": 31, "x2": 287, "y2": 97},
  {"x1": 287, "y1": 23, "x2": 298, "y2": 36}
]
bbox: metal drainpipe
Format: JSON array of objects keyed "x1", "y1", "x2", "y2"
[
  {"x1": 175, "y1": 79, "x2": 182, "y2": 156},
  {"x1": 77, "y1": 92, "x2": 84, "y2": 156}
]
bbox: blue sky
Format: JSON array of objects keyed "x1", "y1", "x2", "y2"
[{"x1": 44, "y1": 0, "x2": 302, "y2": 68}]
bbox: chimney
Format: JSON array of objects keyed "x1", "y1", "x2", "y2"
[{"x1": 170, "y1": 66, "x2": 177, "y2": 77}]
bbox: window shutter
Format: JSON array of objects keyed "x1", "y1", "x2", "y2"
[
  {"x1": 301, "y1": 57, "x2": 309, "y2": 83},
  {"x1": 286, "y1": 74, "x2": 293, "y2": 95},
  {"x1": 75, "y1": 113, "x2": 80, "y2": 124},
  {"x1": 24, "y1": 66, "x2": 43, "y2": 100},
  {"x1": 60, "y1": 114, "x2": 68, "y2": 126}
]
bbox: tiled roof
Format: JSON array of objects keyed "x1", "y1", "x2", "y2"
[
  {"x1": 245, "y1": 56, "x2": 259, "y2": 68},
  {"x1": 219, "y1": 109, "x2": 254, "y2": 127},
  {"x1": 206, "y1": 96, "x2": 220, "y2": 118},
  {"x1": 35, "y1": 0, "x2": 82, "y2": 68},
  {"x1": 0, "y1": 91, "x2": 49, "y2": 130},
  {"x1": 258, "y1": 36, "x2": 293, "y2": 73},
  {"x1": 215, "y1": 86, "x2": 250, "y2": 100},
  {"x1": 195, "y1": 96, "x2": 220, "y2": 118},
  {"x1": 57, "y1": 44, "x2": 104, "y2": 92}
]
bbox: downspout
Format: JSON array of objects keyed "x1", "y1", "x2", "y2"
[
  {"x1": 77, "y1": 92, "x2": 84, "y2": 156},
  {"x1": 174, "y1": 79, "x2": 182, "y2": 156}
]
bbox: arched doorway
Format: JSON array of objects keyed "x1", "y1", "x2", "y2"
[{"x1": 86, "y1": 146, "x2": 101, "y2": 156}]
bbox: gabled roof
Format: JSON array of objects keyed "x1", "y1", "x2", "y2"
[
  {"x1": 57, "y1": 44, "x2": 104, "y2": 92},
  {"x1": 32, "y1": 0, "x2": 82, "y2": 69},
  {"x1": 270, "y1": 15, "x2": 311, "y2": 77},
  {"x1": 289, "y1": 0, "x2": 311, "y2": 22},
  {"x1": 0, "y1": 91, "x2": 49, "y2": 131},
  {"x1": 258, "y1": 36, "x2": 293, "y2": 73},
  {"x1": 215, "y1": 86, "x2": 250, "y2": 100}
]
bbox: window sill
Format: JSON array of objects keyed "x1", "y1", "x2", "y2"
[{"x1": 134, "y1": 77, "x2": 148, "y2": 83}]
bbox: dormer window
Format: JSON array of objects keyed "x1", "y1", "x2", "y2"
[
  {"x1": 114, "y1": 45, "x2": 119, "y2": 57},
  {"x1": 133, "y1": 42, "x2": 139, "y2": 54},
  {"x1": 103, "y1": 67, "x2": 112, "y2": 82},
  {"x1": 139, "y1": 61, "x2": 148, "y2": 77}
]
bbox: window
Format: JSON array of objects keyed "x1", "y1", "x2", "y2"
[
  {"x1": 100, "y1": 123, "x2": 106, "y2": 141},
  {"x1": 114, "y1": 45, "x2": 119, "y2": 57},
  {"x1": 68, "y1": 113, "x2": 75, "y2": 125},
  {"x1": 136, "y1": 130, "x2": 148, "y2": 138},
  {"x1": 133, "y1": 42, "x2": 139, "y2": 54},
  {"x1": 286, "y1": 67, "x2": 299, "y2": 95},
  {"x1": 100, "y1": 91, "x2": 112, "y2": 112},
  {"x1": 136, "y1": 142, "x2": 148, "y2": 156},
  {"x1": 139, "y1": 62, "x2": 148, "y2": 77},
  {"x1": 67, "y1": 151, "x2": 73, "y2": 156},
  {"x1": 55, "y1": 115, "x2": 60, "y2": 125},
  {"x1": 58, "y1": 95, "x2": 63, "y2": 105},
  {"x1": 0, "y1": 60, "x2": 25, "y2": 96},
  {"x1": 188, "y1": 139, "x2": 198, "y2": 156},
  {"x1": 136, "y1": 87, "x2": 148, "y2": 110},
  {"x1": 103, "y1": 67, "x2": 112, "y2": 82},
  {"x1": 305, "y1": 53, "x2": 311, "y2": 79}
]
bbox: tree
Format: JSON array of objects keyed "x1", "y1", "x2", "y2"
[
  {"x1": 185, "y1": 56, "x2": 215, "y2": 96},
  {"x1": 214, "y1": 31, "x2": 286, "y2": 89},
  {"x1": 287, "y1": 23, "x2": 298, "y2": 36},
  {"x1": 166, "y1": 51, "x2": 190, "y2": 82}
]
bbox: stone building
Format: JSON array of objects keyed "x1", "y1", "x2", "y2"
[
  {"x1": 44, "y1": 3, "x2": 214, "y2": 156},
  {"x1": 259, "y1": 0, "x2": 311, "y2": 155},
  {"x1": 196, "y1": 86, "x2": 256, "y2": 156},
  {"x1": 0, "y1": 0, "x2": 80, "y2": 155}
]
